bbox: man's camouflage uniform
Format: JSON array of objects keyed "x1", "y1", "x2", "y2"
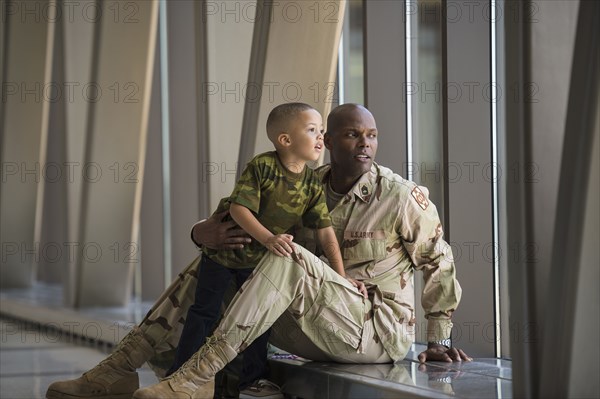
[{"x1": 142, "y1": 162, "x2": 462, "y2": 376}]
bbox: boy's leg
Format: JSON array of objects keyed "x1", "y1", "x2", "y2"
[
  {"x1": 166, "y1": 256, "x2": 234, "y2": 375},
  {"x1": 238, "y1": 331, "x2": 271, "y2": 387},
  {"x1": 235, "y1": 269, "x2": 270, "y2": 389},
  {"x1": 46, "y1": 256, "x2": 202, "y2": 399},
  {"x1": 133, "y1": 245, "x2": 387, "y2": 399},
  {"x1": 214, "y1": 268, "x2": 270, "y2": 397}
]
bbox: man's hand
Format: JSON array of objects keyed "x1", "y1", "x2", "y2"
[
  {"x1": 264, "y1": 234, "x2": 294, "y2": 257},
  {"x1": 346, "y1": 277, "x2": 368, "y2": 298},
  {"x1": 192, "y1": 211, "x2": 251, "y2": 250},
  {"x1": 418, "y1": 344, "x2": 472, "y2": 363}
]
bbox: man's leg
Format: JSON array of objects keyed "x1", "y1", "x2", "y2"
[
  {"x1": 46, "y1": 256, "x2": 202, "y2": 399},
  {"x1": 166, "y1": 256, "x2": 235, "y2": 375},
  {"x1": 133, "y1": 245, "x2": 389, "y2": 399}
]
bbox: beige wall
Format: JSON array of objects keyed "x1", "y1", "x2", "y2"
[
  {"x1": 568, "y1": 84, "x2": 599, "y2": 398},
  {"x1": 1, "y1": 1, "x2": 48, "y2": 288},
  {"x1": 250, "y1": 0, "x2": 345, "y2": 160},
  {"x1": 0, "y1": 0, "x2": 345, "y2": 305},
  {"x1": 36, "y1": 1, "x2": 68, "y2": 286},
  {"x1": 529, "y1": 0, "x2": 579, "y2": 339},
  {"x1": 163, "y1": 0, "x2": 208, "y2": 285},
  {"x1": 569, "y1": 83, "x2": 600, "y2": 398},
  {"x1": 75, "y1": 0, "x2": 158, "y2": 306},
  {"x1": 61, "y1": 0, "x2": 95, "y2": 304},
  {"x1": 205, "y1": 1, "x2": 255, "y2": 210}
]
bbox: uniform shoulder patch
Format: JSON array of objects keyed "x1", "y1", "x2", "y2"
[{"x1": 411, "y1": 186, "x2": 429, "y2": 210}]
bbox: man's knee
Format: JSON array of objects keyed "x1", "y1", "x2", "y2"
[
  {"x1": 291, "y1": 243, "x2": 326, "y2": 274},
  {"x1": 259, "y1": 244, "x2": 323, "y2": 277}
]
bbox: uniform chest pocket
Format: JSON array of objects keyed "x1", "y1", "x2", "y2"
[{"x1": 341, "y1": 231, "x2": 387, "y2": 262}]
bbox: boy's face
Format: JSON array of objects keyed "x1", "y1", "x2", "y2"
[{"x1": 285, "y1": 109, "x2": 325, "y2": 162}]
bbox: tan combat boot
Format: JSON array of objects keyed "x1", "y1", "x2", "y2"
[
  {"x1": 133, "y1": 335, "x2": 237, "y2": 399},
  {"x1": 46, "y1": 326, "x2": 154, "y2": 399}
]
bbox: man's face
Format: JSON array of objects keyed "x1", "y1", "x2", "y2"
[{"x1": 324, "y1": 106, "x2": 378, "y2": 179}]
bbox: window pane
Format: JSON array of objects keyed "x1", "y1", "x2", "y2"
[
  {"x1": 408, "y1": 0, "x2": 444, "y2": 344},
  {"x1": 340, "y1": 0, "x2": 364, "y2": 104}
]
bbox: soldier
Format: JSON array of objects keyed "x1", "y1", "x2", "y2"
[
  {"x1": 165, "y1": 102, "x2": 355, "y2": 397},
  {"x1": 130, "y1": 104, "x2": 471, "y2": 398},
  {"x1": 46, "y1": 104, "x2": 471, "y2": 399}
]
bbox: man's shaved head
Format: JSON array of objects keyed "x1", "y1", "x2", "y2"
[
  {"x1": 266, "y1": 102, "x2": 316, "y2": 143},
  {"x1": 326, "y1": 104, "x2": 372, "y2": 136},
  {"x1": 323, "y1": 103, "x2": 378, "y2": 193}
]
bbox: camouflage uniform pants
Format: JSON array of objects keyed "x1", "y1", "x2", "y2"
[
  {"x1": 141, "y1": 256, "x2": 202, "y2": 377},
  {"x1": 214, "y1": 243, "x2": 391, "y2": 364},
  {"x1": 141, "y1": 243, "x2": 392, "y2": 378}
]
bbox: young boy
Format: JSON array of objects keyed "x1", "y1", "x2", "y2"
[
  {"x1": 167, "y1": 103, "x2": 349, "y2": 392},
  {"x1": 215, "y1": 103, "x2": 344, "y2": 271}
]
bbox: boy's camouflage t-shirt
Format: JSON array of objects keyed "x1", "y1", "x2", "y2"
[{"x1": 203, "y1": 151, "x2": 332, "y2": 269}]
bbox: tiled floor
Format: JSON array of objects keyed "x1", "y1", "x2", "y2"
[
  {"x1": 1, "y1": 283, "x2": 513, "y2": 398},
  {"x1": 1, "y1": 315, "x2": 513, "y2": 399},
  {"x1": 0, "y1": 319, "x2": 158, "y2": 399},
  {"x1": 0, "y1": 283, "x2": 153, "y2": 329}
]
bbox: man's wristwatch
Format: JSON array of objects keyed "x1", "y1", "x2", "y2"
[{"x1": 428, "y1": 338, "x2": 451, "y2": 348}]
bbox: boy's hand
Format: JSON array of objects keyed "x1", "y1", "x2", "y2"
[
  {"x1": 346, "y1": 277, "x2": 368, "y2": 298},
  {"x1": 264, "y1": 234, "x2": 294, "y2": 257}
]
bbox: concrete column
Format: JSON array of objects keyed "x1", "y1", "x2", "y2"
[
  {"x1": 75, "y1": 0, "x2": 158, "y2": 307},
  {"x1": 36, "y1": 0, "x2": 68, "y2": 287},
  {"x1": 61, "y1": 0, "x2": 96, "y2": 305},
  {"x1": 204, "y1": 0, "x2": 256, "y2": 210},
  {"x1": 1, "y1": 0, "x2": 48, "y2": 288},
  {"x1": 237, "y1": 0, "x2": 346, "y2": 188}
]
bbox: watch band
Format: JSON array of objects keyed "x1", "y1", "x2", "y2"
[{"x1": 428, "y1": 338, "x2": 451, "y2": 348}]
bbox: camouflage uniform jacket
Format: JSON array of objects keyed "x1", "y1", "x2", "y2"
[{"x1": 298, "y1": 162, "x2": 462, "y2": 360}]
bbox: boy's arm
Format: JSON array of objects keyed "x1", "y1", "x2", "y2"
[
  {"x1": 229, "y1": 202, "x2": 294, "y2": 257},
  {"x1": 316, "y1": 226, "x2": 345, "y2": 276},
  {"x1": 317, "y1": 226, "x2": 367, "y2": 297}
]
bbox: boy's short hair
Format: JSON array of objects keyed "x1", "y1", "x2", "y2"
[{"x1": 266, "y1": 102, "x2": 316, "y2": 143}]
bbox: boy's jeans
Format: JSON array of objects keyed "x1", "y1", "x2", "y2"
[{"x1": 166, "y1": 255, "x2": 270, "y2": 389}]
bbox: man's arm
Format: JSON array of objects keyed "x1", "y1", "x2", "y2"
[
  {"x1": 191, "y1": 210, "x2": 251, "y2": 250},
  {"x1": 399, "y1": 185, "x2": 471, "y2": 363}
]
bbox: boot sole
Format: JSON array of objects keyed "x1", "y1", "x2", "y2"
[{"x1": 46, "y1": 389, "x2": 135, "y2": 399}]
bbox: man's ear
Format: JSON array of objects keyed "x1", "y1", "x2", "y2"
[
  {"x1": 324, "y1": 132, "x2": 332, "y2": 150},
  {"x1": 277, "y1": 133, "x2": 291, "y2": 147}
]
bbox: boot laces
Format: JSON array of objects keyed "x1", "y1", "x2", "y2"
[
  {"x1": 84, "y1": 328, "x2": 139, "y2": 375},
  {"x1": 167, "y1": 335, "x2": 220, "y2": 384}
]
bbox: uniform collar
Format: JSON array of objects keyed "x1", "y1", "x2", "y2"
[{"x1": 318, "y1": 163, "x2": 380, "y2": 204}]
